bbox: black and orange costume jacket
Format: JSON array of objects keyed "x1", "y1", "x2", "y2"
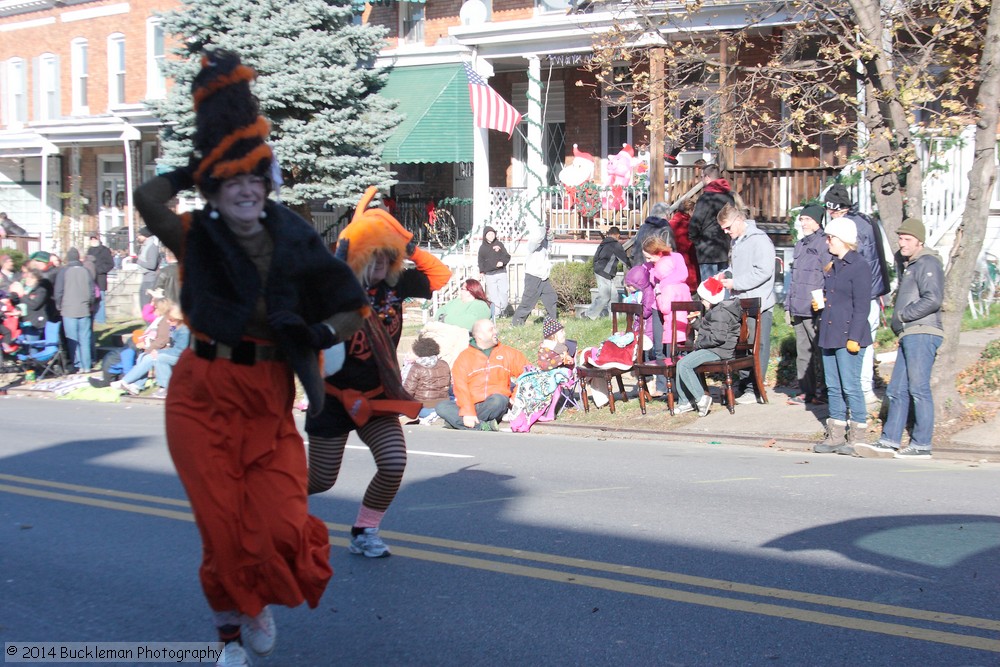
[
  {"x1": 306, "y1": 247, "x2": 451, "y2": 436},
  {"x1": 134, "y1": 173, "x2": 368, "y2": 410}
]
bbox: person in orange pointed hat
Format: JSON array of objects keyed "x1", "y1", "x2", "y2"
[{"x1": 305, "y1": 186, "x2": 451, "y2": 559}]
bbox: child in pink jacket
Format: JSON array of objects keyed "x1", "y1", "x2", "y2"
[{"x1": 642, "y1": 235, "x2": 692, "y2": 349}]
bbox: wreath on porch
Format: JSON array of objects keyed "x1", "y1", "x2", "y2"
[{"x1": 573, "y1": 181, "x2": 603, "y2": 220}]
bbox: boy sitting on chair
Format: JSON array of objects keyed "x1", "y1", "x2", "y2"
[{"x1": 675, "y1": 277, "x2": 741, "y2": 417}]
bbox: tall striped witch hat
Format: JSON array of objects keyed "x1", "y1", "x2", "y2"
[{"x1": 190, "y1": 50, "x2": 274, "y2": 194}]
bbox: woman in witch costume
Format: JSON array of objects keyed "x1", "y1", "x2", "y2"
[{"x1": 133, "y1": 50, "x2": 368, "y2": 667}]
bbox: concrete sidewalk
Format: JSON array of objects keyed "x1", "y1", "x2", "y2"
[{"x1": 532, "y1": 326, "x2": 1000, "y2": 463}]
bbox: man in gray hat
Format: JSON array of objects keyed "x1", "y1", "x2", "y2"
[
  {"x1": 854, "y1": 218, "x2": 943, "y2": 459},
  {"x1": 54, "y1": 247, "x2": 97, "y2": 372}
]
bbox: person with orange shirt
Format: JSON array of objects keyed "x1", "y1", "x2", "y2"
[{"x1": 435, "y1": 318, "x2": 529, "y2": 431}]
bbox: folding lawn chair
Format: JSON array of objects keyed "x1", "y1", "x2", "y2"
[{"x1": 16, "y1": 320, "x2": 69, "y2": 380}]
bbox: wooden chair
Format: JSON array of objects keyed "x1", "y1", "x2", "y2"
[
  {"x1": 693, "y1": 297, "x2": 769, "y2": 414},
  {"x1": 577, "y1": 302, "x2": 643, "y2": 414},
  {"x1": 634, "y1": 300, "x2": 703, "y2": 415}
]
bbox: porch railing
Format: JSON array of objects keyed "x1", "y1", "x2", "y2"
[
  {"x1": 488, "y1": 165, "x2": 842, "y2": 242},
  {"x1": 726, "y1": 167, "x2": 841, "y2": 225}
]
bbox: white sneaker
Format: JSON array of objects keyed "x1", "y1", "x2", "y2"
[
  {"x1": 735, "y1": 392, "x2": 759, "y2": 405},
  {"x1": 697, "y1": 394, "x2": 713, "y2": 417},
  {"x1": 109, "y1": 380, "x2": 125, "y2": 391},
  {"x1": 123, "y1": 382, "x2": 141, "y2": 396},
  {"x1": 242, "y1": 606, "x2": 276, "y2": 657},
  {"x1": 418, "y1": 411, "x2": 439, "y2": 425},
  {"x1": 349, "y1": 527, "x2": 391, "y2": 558},
  {"x1": 215, "y1": 643, "x2": 249, "y2": 667},
  {"x1": 674, "y1": 401, "x2": 696, "y2": 414}
]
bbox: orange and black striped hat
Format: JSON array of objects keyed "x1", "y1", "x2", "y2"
[{"x1": 190, "y1": 50, "x2": 273, "y2": 194}]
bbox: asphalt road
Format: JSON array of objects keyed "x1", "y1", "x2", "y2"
[{"x1": 1, "y1": 397, "x2": 999, "y2": 666}]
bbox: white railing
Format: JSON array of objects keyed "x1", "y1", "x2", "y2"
[{"x1": 919, "y1": 126, "x2": 975, "y2": 248}]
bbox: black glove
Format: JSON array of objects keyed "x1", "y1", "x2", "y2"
[
  {"x1": 334, "y1": 238, "x2": 350, "y2": 262},
  {"x1": 406, "y1": 238, "x2": 418, "y2": 257},
  {"x1": 163, "y1": 165, "x2": 196, "y2": 193},
  {"x1": 268, "y1": 310, "x2": 338, "y2": 349}
]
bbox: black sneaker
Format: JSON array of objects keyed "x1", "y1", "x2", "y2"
[
  {"x1": 853, "y1": 440, "x2": 896, "y2": 459},
  {"x1": 894, "y1": 446, "x2": 931, "y2": 459}
]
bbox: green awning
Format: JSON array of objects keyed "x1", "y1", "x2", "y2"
[{"x1": 380, "y1": 64, "x2": 473, "y2": 164}]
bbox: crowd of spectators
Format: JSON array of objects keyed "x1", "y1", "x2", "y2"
[{"x1": 0, "y1": 225, "x2": 189, "y2": 400}]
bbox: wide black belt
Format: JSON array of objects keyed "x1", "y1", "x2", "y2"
[{"x1": 192, "y1": 339, "x2": 285, "y2": 366}]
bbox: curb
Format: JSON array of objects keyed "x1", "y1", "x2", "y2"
[
  {"x1": 4, "y1": 382, "x2": 997, "y2": 463},
  {"x1": 525, "y1": 421, "x2": 999, "y2": 463}
]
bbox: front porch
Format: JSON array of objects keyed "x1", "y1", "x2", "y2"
[{"x1": 486, "y1": 164, "x2": 841, "y2": 243}]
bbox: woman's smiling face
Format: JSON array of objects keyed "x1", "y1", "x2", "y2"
[{"x1": 211, "y1": 174, "x2": 266, "y2": 236}]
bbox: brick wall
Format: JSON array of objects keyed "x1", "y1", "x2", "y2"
[
  {"x1": 0, "y1": 0, "x2": 177, "y2": 126},
  {"x1": 564, "y1": 68, "x2": 600, "y2": 159}
]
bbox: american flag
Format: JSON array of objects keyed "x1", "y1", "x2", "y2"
[{"x1": 463, "y1": 62, "x2": 523, "y2": 138}]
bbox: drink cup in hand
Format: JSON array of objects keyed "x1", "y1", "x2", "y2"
[{"x1": 811, "y1": 288, "x2": 825, "y2": 310}]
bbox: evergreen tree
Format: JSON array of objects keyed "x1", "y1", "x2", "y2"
[{"x1": 151, "y1": 0, "x2": 399, "y2": 212}]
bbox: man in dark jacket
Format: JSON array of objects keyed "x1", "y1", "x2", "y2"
[
  {"x1": 86, "y1": 234, "x2": 115, "y2": 324},
  {"x1": 26, "y1": 251, "x2": 60, "y2": 324},
  {"x1": 478, "y1": 225, "x2": 511, "y2": 318},
  {"x1": 824, "y1": 184, "x2": 891, "y2": 405},
  {"x1": 688, "y1": 164, "x2": 734, "y2": 282},
  {"x1": 855, "y1": 218, "x2": 943, "y2": 460},
  {"x1": 785, "y1": 205, "x2": 832, "y2": 405},
  {"x1": 154, "y1": 247, "x2": 181, "y2": 304},
  {"x1": 54, "y1": 247, "x2": 96, "y2": 372},
  {"x1": 583, "y1": 226, "x2": 629, "y2": 319}
]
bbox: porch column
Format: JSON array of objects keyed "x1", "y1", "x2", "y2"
[
  {"x1": 123, "y1": 126, "x2": 140, "y2": 252},
  {"x1": 524, "y1": 55, "x2": 545, "y2": 231},
  {"x1": 472, "y1": 59, "x2": 491, "y2": 235},
  {"x1": 40, "y1": 154, "x2": 50, "y2": 249}
]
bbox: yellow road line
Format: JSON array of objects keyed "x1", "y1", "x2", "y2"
[
  {"x1": 0, "y1": 473, "x2": 191, "y2": 507},
  {"x1": 4, "y1": 476, "x2": 1000, "y2": 650},
  {"x1": 0, "y1": 484, "x2": 194, "y2": 522},
  {"x1": 364, "y1": 526, "x2": 1000, "y2": 632},
  {"x1": 379, "y1": 545, "x2": 1000, "y2": 653}
]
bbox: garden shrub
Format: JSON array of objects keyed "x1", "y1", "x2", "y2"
[{"x1": 550, "y1": 260, "x2": 595, "y2": 312}]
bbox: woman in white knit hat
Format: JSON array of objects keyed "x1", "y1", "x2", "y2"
[{"x1": 813, "y1": 217, "x2": 873, "y2": 454}]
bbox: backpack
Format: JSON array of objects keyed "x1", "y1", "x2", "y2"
[{"x1": 89, "y1": 348, "x2": 125, "y2": 388}]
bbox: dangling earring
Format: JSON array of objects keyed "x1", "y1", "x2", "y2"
[
  {"x1": 259, "y1": 210, "x2": 267, "y2": 219},
  {"x1": 208, "y1": 209, "x2": 219, "y2": 220}
]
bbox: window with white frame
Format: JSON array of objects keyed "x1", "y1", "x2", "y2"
[
  {"x1": 4, "y1": 58, "x2": 28, "y2": 127},
  {"x1": 38, "y1": 53, "x2": 59, "y2": 121},
  {"x1": 71, "y1": 38, "x2": 89, "y2": 113},
  {"x1": 399, "y1": 2, "x2": 424, "y2": 45},
  {"x1": 107, "y1": 33, "x2": 126, "y2": 107},
  {"x1": 512, "y1": 81, "x2": 567, "y2": 186},
  {"x1": 672, "y1": 59, "x2": 717, "y2": 157},
  {"x1": 146, "y1": 19, "x2": 166, "y2": 99}
]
